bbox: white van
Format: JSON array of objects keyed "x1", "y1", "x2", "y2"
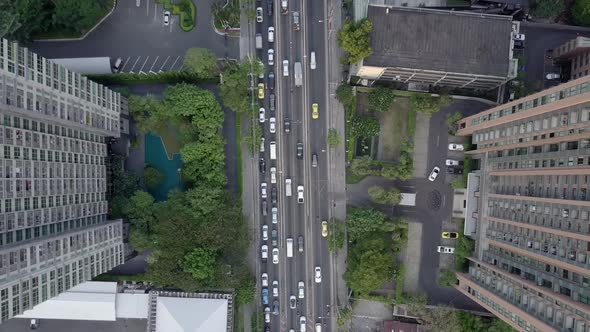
[
  {"x1": 285, "y1": 178, "x2": 292, "y2": 196},
  {"x1": 113, "y1": 58, "x2": 122, "y2": 72},
  {"x1": 270, "y1": 141, "x2": 276, "y2": 160},
  {"x1": 310, "y1": 51, "x2": 316, "y2": 70},
  {"x1": 315, "y1": 323, "x2": 322, "y2": 332},
  {"x1": 286, "y1": 238, "x2": 293, "y2": 257}
]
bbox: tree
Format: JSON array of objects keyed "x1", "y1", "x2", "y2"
[
  {"x1": 0, "y1": 1, "x2": 20, "y2": 38},
  {"x1": 438, "y1": 269, "x2": 458, "y2": 287},
  {"x1": 235, "y1": 273, "x2": 256, "y2": 305},
  {"x1": 184, "y1": 186, "x2": 227, "y2": 219},
  {"x1": 369, "y1": 87, "x2": 395, "y2": 113},
  {"x1": 220, "y1": 58, "x2": 262, "y2": 113},
  {"x1": 336, "y1": 83, "x2": 354, "y2": 106},
  {"x1": 327, "y1": 128, "x2": 341, "y2": 147},
  {"x1": 410, "y1": 93, "x2": 453, "y2": 116},
  {"x1": 337, "y1": 18, "x2": 373, "y2": 64},
  {"x1": 124, "y1": 191, "x2": 157, "y2": 232},
  {"x1": 244, "y1": 122, "x2": 262, "y2": 154},
  {"x1": 346, "y1": 208, "x2": 389, "y2": 241},
  {"x1": 5, "y1": 0, "x2": 49, "y2": 41},
  {"x1": 344, "y1": 237, "x2": 393, "y2": 295},
  {"x1": 489, "y1": 318, "x2": 517, "y2": 332},
  {"x1": 129, "y1": 227, "x2": 154, "y2": 252},
  {"x1": 457, "y1": 312, "x2": 487, "y2": 332},
  {"x1": 368, "y1": 186, "x2": 401, "y2": 205},
  {"x1": 52, "y1": 0, "x2": 104, "y2": 33},
  {"x1": 164, "y1": 84, "x2": 224, "y2": 137},
  {"x1": 350, "y1": 155, "x2": 378, "y2": 177},
  {"x1": 530, "y1": 0, "x2": 565, "y2": 20},
  {"x1": 455, "y1": 236, "x2": 474, "y2": 271},
  {"x1": 180, "y1": 138, "x2": 227, "y2": 187},
  {"x1": 144, "y1": 166, "x2": 162, "y2": 189},
  {"x1": 349, "y1": 115, "x2": 380, "y2": 137},
  {"x1": 182, "y1": 48, "x2": 217, "y2": 79},
  {"x1": 181, "y1": 248, "x2": 217, "y2": 283}
]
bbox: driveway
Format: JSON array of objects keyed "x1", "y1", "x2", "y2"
[
  {"x1": 346, "y1": 98, "x2": 493, "y2": 312},
  {"x1": 26, "y1": 0, "x2": 239, "y2": 73}
]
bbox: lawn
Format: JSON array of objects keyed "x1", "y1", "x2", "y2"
[{"x1": 376, "y1": 97, "x2": 409, "y2": 161}]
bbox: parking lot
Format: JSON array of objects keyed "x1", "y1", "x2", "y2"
[{"x1": 27, "y1": 0, "x2": 238, "y2": 72}]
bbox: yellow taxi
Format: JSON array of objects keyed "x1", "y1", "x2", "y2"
[
  {"x1": 321, "y1": 220, "x2": 328, "y2": 237},
  {"x1": 442, "y1": 232, "x2": 459, "y2": 239},
  {"x1": 312, "y1": 103, "x2": 319, "y2": 119},
  {"x1": 258, "y1": 83, "x2": 265, "y2": 99}
]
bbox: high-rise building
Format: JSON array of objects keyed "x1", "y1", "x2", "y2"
[
  {"x1": 0, "y1": 38, "x2": 124, "y2": 324},
  {"x1": 456, "y1": 77, "x2": 590, "y2": 332}
]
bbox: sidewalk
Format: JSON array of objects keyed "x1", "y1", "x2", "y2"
[{"x1": 411, "y1": 112, "x2": 430, "y2": 178}]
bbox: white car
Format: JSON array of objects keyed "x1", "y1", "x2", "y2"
[
  {"x1": 546, "y1": 73, "x2": 560, "y2": 80},
  {"x1": 271, "y1": 207, "x2": 278, "y2": 224},
  {"x1": 272, "y1": 248, "x2": 279, "y2": 264},
  {"x1": 514, "y1": 33, "x2": 525, "y2": 41},
  {"x1": 437, "y1": 246, "x2": 455, "y2": 254},
  {"x1": 299, "y1": 316, "x2": 306, "y2": 332},
  {"x1": 445, "y1": 159, "x2": 460, "y2": 166},
  {"x1": 163, "y1": 11, "x2": 170, "y2": 25},
  {"x1": 261, "y1": 245, "x2": 268, "y2": 260},
  {"x1": 268, "y1": 27, "x2": 275, "y2": 42},
  {"x1": 261, "y1": 182, "x2": 267, "y2": 198},
  {"x1": 298, "y1": 281, "x2": 305, "y2": 298},
  {"x1": 260, "y1": 137, "x2": 265, "y2": 153},
  {"x1": 272, "y1": 280, "x2": 279, "y2": 297},
  {"x1": 297, "y1": 185, "x2": 304, "y2": 204},
  {"x1": 264, "y1": 306, "x2": 270, "y2": 323},
  {"x1": 269, "y1": 117, "x2": 276, "y2": 133},
  {"x1": 314, "y1": 266, "x2": 322, "y2": 283},
  {"x1": 289, "y1": 295, "x2": 296, "y2": 309},
  {"x1": 283, "y1": 60, "x2": 289, "y2": 76},
  {"x1": 261, "y1": 272, "x2": 269, "y2": 287},
  {"x1": 256, "y1": 7, "x2": 263, "y2": 23},
  {"x1": 259, "y1": 107, "x2": 266, "y2": 123},
  {"x1": 428, "y1": 166, "x2": 440, "y2": 182},
  {"x1": 270, "y1": 167, "x2": 277, "y2": 184},
  {"x1": 268, "y1": 49, "x2": 274, "y2": 66},
  {"x1": 262, "y1": 225, "x2": 268, "y2": 241},
  {"x1": 448, "y1": 143, "x2": 464, "y2": 151}
]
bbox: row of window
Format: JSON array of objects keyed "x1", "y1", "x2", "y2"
[{"x1": 1, "y1": 146, "x2": 106, "y2": 166}]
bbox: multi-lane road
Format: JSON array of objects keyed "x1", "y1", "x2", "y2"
[{"x1": 254, "y1": 0, "x2": 333, "y2": 331}]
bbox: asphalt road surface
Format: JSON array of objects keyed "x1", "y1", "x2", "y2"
[{"x1": 255, "y1": 0, "x2": 332, "y2": 331}]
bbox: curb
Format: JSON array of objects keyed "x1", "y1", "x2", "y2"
[
  {"x1": 34, "y1": 0, "x2": 118, "y2": 42},
  {"x1": 521, "y1": 21, "x2": 590, "y2": 32}
]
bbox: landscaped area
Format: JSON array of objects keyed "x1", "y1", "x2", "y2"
[
  {"x1": 144, "y1": 132, "x2": 183, "y2": 201},
  {"x1": 212, "y1": 0, "x2": 242, "y2": 30},
  {"x1": 155, "y1": 0, "x2": 197, "y2": 31}
]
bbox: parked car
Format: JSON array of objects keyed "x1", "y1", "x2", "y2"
[
  {"x1": 311, "y1": 153, "x2": 318, "y2": 167},
  {"x1": 268, "y1": 49, "x2": 274, "y2": 66},
  {"x1": 259, "y1": 158, "x2": 266, "y2": 173},
  {"x1": 270, "y1": 167, "x2": 277, "y2": 184},
  {"x1": 514, "y1": 33, "x2": 525, "y2": 41},
  {"x1": 258, "y1": 83, "x2": 265, "y2": 99},
  {"x1": 262, "y1": 288, "x2": 269, "y2": 305},
  {"x1": 445, "y1": 159, "x2": 462, "y2": 166},
  {"x1": 268, "y1": 72, "x2": 275, "y2": 90},
  {"x1": 437, "y1": 246, "x2": 455, "y2": 254},
  {"x1": 262, "y1": 225, "x2": 268, "y2": 241},
  {"x1": 546, "y1": 73, "x2": 560, "y2": 80},
  {"x1": 272, "y1": 300, "x2": 279, "y2": 315},
  {"x1": 297, "y1": 185, "x2": 304, "y2": 204},
  {"x1": 163, "y1": 11, "x2": 170, "y2": 25},
  {"x1": 261, "y1": 200, "x2": 267, "y2": 216},
  {"x1": 428, "y1": 166, "x2": 440, "y2": 181},
  {"x1": 442, "y1": 232, "x2": 459, "y2": 239},
  {"x1": 448, "y1": 143, "x2": 464, "y2": 151},
  {"x1": 271, "y1": 186, "x2": 277, "y2": 206},
  {"x1": 299, "y1": 316, "x2": 306, "y2": 332},
  {"x1": 269, "y1": 93, "x2": 276, "y2": 111},
  {"x1": 260, "y1": 137, "x2": 265, "y2": 153},
  {"x1": 271, "y1": 228, "x2": 278, "y2": 246},
  {"x1": 259, "y1": 107, "x2": 266, "y2": 123},
  {"x1": 269, "y1": 117, "x2": 276, "y2": 133},
  {"x1": 513, "y1": 39, "x2": 524, "y2": 49},
  {"x1": 256, "y1": 7, "x2": 263, "y2": 22},
  {"x1": 264, "y1": 307, "x2": 270, "y2": 323}
]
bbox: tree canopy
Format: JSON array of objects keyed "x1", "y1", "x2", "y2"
[
  {"x1": 124, "y1": 190, "x2": 156, "y2": 232},
  {"x1": 369, "y1": 87, "x2": 395, "y2": 113},
  {"x1": 144, "y1": 166, "x2": 163, "y2": 189},
  {"x1": 337, "y1": 18, "x2": 373, "y2": 64},
  {"x1": 220, "y1": 58, "x2": 263, "y2": 113},
  {"x1": 573, "y1": 0, "x2": 590, "y2": 26},
  {"x1": 410, "y1": 94, "x2": 453, "y2": 116},
  {"x1": 182, "y1": 48, "x2": 218, "y2": 79},
  {"x1": 181, "y1": 248, "x2": 217, "y2": 283},
  {"x1": 349, "y1": 115, "x2": 380, "y2": 138},
  {"x1": 344, "y1": 237, "x2": 393, "y2": 296},
  {"x1": 368, "y1": 186, "x2": 402, "y2": 205}
]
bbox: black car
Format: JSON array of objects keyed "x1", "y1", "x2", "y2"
[
  {"x1": 298, "y1": 235, "x2": 304, "y2": 252},
  {"x1": 514, "y1": 40, "x2": 524, "y2": 49},
  {"x1": 446, "y1": 166, "x2": 463, "y2": 174},
  {"x1": 269, "y1": 93, "x2": 275, "y2": 112},
  {"x1": 284, "y1": 118, "x2": 291, "y2": 133},
  {"x1": 268, "y1": 72, "x2": 275, "y2": 90},
  {"x1": 262, "y1": 200, "x2": 268, "y2": 216},
  {"x1": 259, "y1": 158, "x2": 266, "y2": 173},
  {"x1": 271, "y1": 229, "x2": 278, "y2": 246},
  {"x1": 271, "y1": 186, "x2": 277, "y2": 206},
  {"x1": 296, "y1": 142, "x2": 303, "y2": 159},
  {"x1": 267, "y1": 0, "x2": 273, "y2": 16}
]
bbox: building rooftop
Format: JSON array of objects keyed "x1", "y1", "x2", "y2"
[{"x1": 364, "y1": 6, "x2": 513, "y2": 77}]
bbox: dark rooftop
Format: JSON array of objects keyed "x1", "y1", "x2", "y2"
[
  {"x1": 364, "y1": 6, "x2": 513, "y2": 77},
  {"x1": 0, "y1": 318, "x2": 147, "y2": 332}
]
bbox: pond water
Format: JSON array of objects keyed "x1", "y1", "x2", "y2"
[{"x1": 144, "y1": 132, "x2": 183, "y2": 201}]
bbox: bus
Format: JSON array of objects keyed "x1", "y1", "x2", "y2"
[{"x1": 286, "y1": 238, "x2": 293, "y2": 258}]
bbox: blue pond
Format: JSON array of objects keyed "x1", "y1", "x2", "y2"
[{"x1": 144, "y1": 132, "x2": 183, "y2": 201}]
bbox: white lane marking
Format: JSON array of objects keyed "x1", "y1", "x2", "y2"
[
  {"x1": 129, "y1": 57, "x2": 141, "y2": 72},
  {"x1": 436, "y1": 135, "x2": 440, "y2": 147},
  {"x1": 169, "y1": 56, "x2": 181, "y2": 71},
  {"x1": 138, "y1": 56, "x2": 150, "y2": 72},
  {"x1": 120, "y1": 57, "x2": 131, "y2": 71},
  {"x1": 149, "y1": 56, "x2": 160, "y2": 72},
  {"x1": 146, "y1": 0, "x2": 150, "y2": 15},
  {"x1": 158, "y1": 56, "x2": 170, "y2": 72}
]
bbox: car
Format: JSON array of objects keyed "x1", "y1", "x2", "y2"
[
  {"x1": 311, "y1": 153, "x2": 318, "y2": 167},
  {"x1": 283, "y1": 60, "x2": 289, "y2": 76},
  {"x1": 259, "y1": 107, "x2": 266, "y2": 123},
  {"x1": 260, "y1": 137, "x2": 265, "y2": 153},
  {"x1": 437, "y1": 246, "x2": 455, "y2": 254},
  {"x1": 163, "y1": 11, "x2": 170, "y2": 25},
  {"x1": 428, "y1": 166, "x2": 440, "y2": 181},
  {"x1": 258, "y1": 67, "x2": 264, "y2": 79},
  {"x1": 314, "y1": 266, "x2": 322, "y2": 283},
  {"x1": 268, "y1": 49, "x2": 275, "y2": 66},
  {"x1": 264, "y1": 306, "x2": 270, "y2": 323},
  {"x1": 296, "y1": 142, "x2": 303, "y2": 159},
  {"x1": 271, "y1": 228, "x2": 278, "y2": 246},
  {"x1": 297, "y1": 185, "x2": 304, "y2": 204},
  {"x1": 30, "y1": 319, "x2": 39, "y2": 329},
  {"x1": 262, "y1": 200, "x2": 267, "y2": 216},
  {"x1": 321, "y1": 221, "x2": 328, "y2": 237},
  {"x1": 298, "y1": 281, "x2": 305, "y2": 298},
  {"x1": 267, "y1": 0, "x2": 273, "y2": 16},
  {"x1": 298, "y1": 235, "x2": 304, "y2": 252},
  {"x1": 262, "y1": 287, "x2": 269, "y2": 305},
  {"x1": 448, "y1": 143, "x2": 464, "y2": 151},
  {"x1": 268, "y1": 72, "x2": 275, "y2": 90},
  {"x1": 258, "y1": 83, "x2": 265, "y2": 99},
  {"x1": 514, "y1": 33, "x2": 525, "y2": 41},
  {"x1": 442, "y1": 231, "x2": 459, "y2": 239},
  {"x1": 272, "y1": 280, "x2": 279, "y2": 297},
  {"x1": 446, "y1": 166, "x2": 463, "y2": 174},
  {"x1": 292, "y1": 11, "x2": 300, "y2": 31},
  {"x1": 256, "y1": 7, "x2": 263, "y2": 22},
  {"x1": 262, "y1": 225, "x2": 269, "y2": 241},
  {"x1": 289, "y1": 295, "x2": 296, "y2": 309},
  {"x1": 284, "y1": 118, "x2": 291, "y2": 132},
  {"x1": 272, "y1": 248, "x2": 279, "y2": 264},
  {"x1": 268, "y1": 27, "x2": 275, "y2": 42},
  {"x1": 546, "y1": 73, "x2": 560, "y2": 80},
  {"x1": 261, "y1": 182, "x2": 267, "y2": 198},
  {"x1": 513, "y1": 39, "x2": 525, "y2": 49},
  {"x1": 259, "y1": 158, "x2": 266, "y2": 173},
  {"x1": 299, "y1": 316, "x2": 306, "y2": 332},
  {"x1": 269, "y1": 93, "x2": 276, "y2": 111},
  {"x1": 271, "y1": 207, "x2": 278, "y2": 224},
  {"x1": 312, "y1": 103, "x2": 319, "y2": 119},
  {"x1": 270, "y1": 167, "x2": 277, "y2": 184},
  {"x1": 272, "y1": 300, "x2": 279, "y2": 315},
  {"x1": 445, "y1": 159, "x2": 461, "y2": 166},
  {"x1": 271, "y1": 186, "x2": 277, "y2": 206},
  {"x1": 261, "y1": 245, "x2": 268, "y2": 261},
  {"x1": 269, "y1": 117, "x2": 276, "y2": 133}
]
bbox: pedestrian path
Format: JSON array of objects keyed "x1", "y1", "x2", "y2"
[{"x1": 412, "y1": 112, "x2": 431, "y2": 178}]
